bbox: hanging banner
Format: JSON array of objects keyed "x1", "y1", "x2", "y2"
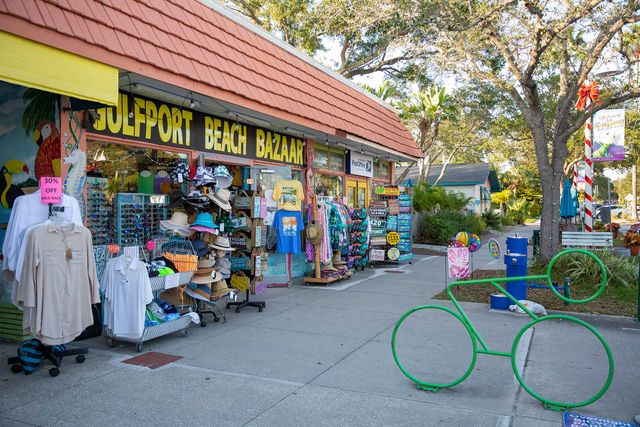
[
  {"x1": 448, "y1": 247, "x2": 470, "y2": 279},
  {"x1": 592, "y1": 109, "x2": 625, "y2": 162},
  {"x1": 87, "y1": 92, "x2": 304, "y2": 166}
]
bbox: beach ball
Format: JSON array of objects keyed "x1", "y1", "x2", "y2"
[
  {"x1": 455, "y1": 231, "x2": 470, "y2": 247},
  {"x1": 469, "y1": 234, "x2": 482, "y2": 253}
]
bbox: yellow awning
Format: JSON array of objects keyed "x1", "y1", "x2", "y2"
[{"x1": 0, "y1": 31, "x2": 118, "y2": 106}]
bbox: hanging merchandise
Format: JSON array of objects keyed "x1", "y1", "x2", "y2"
[
  {"x1": 212, "y1": 165, "x2": 233, "y2": 189},
  {"x1": 272, "y1": 209, "x2": 304, "y2": 254},
  {"x1": 192, "y1": 166, "x2": 216, "y2": 188},
  {"x1": 169, "y1": 162, "x2": 190, "y2": 184},
  {"x1": 189, "y1": 212, "x2": 219, "y2": 234},
  {"x1": 159, "y1": 211, "x2": 194, "y2": 238},
  {"x1": 273, "y1": 179, "x2": 304, "y2": 211},
  {"x1": 101, "y1": 253, "x2": 153, "y2": 339},
  {"x1": 207, "y1": 188, "x2": 232, "y2": 211},
  {"x1": 234, "y1": 190, "x2": 252, "y2": 210},
  {"x1": 348, "y1": 208, "x2": 370, "y2": 270}
]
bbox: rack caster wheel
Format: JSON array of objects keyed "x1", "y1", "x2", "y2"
[
  {"x1": 180, "y1": 329, "x2": 189, "y2": 337},
  {"x1": 200, "y1": 322, "x2": 207, "y2": 327},
  {"x1": 136, "y1": 343, "x2": 143, "y2": 352},
  {"x1": 107, "y1": 338, "x2": 116, "y2": 348},
  {"x1": 76, "y1": 355, "x2": 85, "y2": 363},
  {"x1": 49, "y1": 367, "x2": 60, "y2": 377},
  {"x1": 258, "y1": 307, "x2": 263, "y2": 312},
  {"x1": 214, "y1": 317, "x2": 220, "y2": 323},
  {"x1": 11, "y1": 364, "x2": 22, "y2": 374},
  {"x1": 235, "y1": 307, "x2": 240, "y2": 313}
]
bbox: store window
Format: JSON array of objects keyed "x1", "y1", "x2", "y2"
[
  {"x1": 86, "y1": 140, "x2": 187, "y2": 245},
  {"x1": 373, "y1": 159, "x2": 390, "y2": 181},
  {"x1": 313, "y1": 145, "x2": 345, "y2": 173},
  {"x1": 314, "y1": 174, "x2": 343, "y2": 198}
]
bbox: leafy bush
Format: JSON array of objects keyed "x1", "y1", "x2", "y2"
[
  {"x1": 527, "y1": 201, "x2": 542, "y2": 217},
  {"x1": 507, "y1": 198, "x2": 531, "y2": 224},
  {"x1": 413, "y1": 182, "x2": 471, "y2": 213},
  {"x1": 501, "y1": 215, "x2": 515, "y2": 226},
  {"x1": 542, "y1": 250, "x2": 638, "y2": 304},
  {"x1": 421, "y1": 210, "x2": 486, "y2": 244},
  {"x1": 481, "y1": 210, "x2": 502, "y2": 230}
]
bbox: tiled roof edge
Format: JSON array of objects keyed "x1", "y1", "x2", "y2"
[{"x1": 200, "y1": 0, "x2": 398, "y2": 115}]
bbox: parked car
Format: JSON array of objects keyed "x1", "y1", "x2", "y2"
[{"x1": 595, "y1": 205, "x2": 624, "y2": 219}]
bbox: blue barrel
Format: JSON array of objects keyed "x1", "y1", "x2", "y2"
[
  {"x1": 505, "y1": 254, "x2": 527, "y2": 301},
  {"x1": 506, "y1": 236, "x2": 528, "y2": 254}
]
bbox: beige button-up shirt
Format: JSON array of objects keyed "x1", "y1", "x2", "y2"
[{"x1": 19, "y1": 222, "x2": 100, "y2": 345}]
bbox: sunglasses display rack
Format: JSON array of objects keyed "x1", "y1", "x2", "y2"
[
  {"x1": 86, "y1": 178, "x2": 115, "y2": 246},
  {"x1": 348, "y1": 208, "x2": 369, "y2": 271},
  {"x1": 114, "y1": 193, "x2": 169, "y2": 245}
]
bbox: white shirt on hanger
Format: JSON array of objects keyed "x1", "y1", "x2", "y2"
[
  {"x1": 101, "y1": 255, "x2": 153, "y2": 339},
  {"x1": 2, "y1": 190, "x2": 83, "y2": 273}
]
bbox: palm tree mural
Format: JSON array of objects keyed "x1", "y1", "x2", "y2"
[{"x1": 21, "y1": 88, "x2": 61, "y2": 179}]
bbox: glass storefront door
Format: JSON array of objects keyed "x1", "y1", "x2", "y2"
[{"x1": 346, "y1": 179, "x2": 368, "y2": 208}]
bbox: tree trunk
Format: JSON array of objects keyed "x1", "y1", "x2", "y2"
[{"x1": 538, "y1": 171, "x2": 562, "y2": 262}]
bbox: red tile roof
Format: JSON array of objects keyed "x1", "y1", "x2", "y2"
[{"x1": 0, "y1": 0, "x2": 422, "y2": 158}]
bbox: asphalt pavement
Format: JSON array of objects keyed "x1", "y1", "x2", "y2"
[{"x1": 1, "y1": 223, "x2": 638, "y2": 426}]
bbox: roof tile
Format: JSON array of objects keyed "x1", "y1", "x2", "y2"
[{"x1": 2, "y1": 0, "x2": 420, "y2": 158}]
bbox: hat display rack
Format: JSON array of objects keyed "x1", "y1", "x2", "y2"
[
  {"x1": 164, "y1": 157, "x2": 264, "y2": 318},
  {"x1": 104, "y1": 241, "x2": 196, "y2": 352},
  {"x1": 226, "y1": 187, "x2": 266, "y2": 313}
]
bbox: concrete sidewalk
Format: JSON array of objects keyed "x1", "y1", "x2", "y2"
[{"x1": 1, "y1": 247, "x2": 638, "y2": 426}]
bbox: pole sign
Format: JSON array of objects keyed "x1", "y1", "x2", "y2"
[
  {"x1": 40, "y1": 177, "x2": 61, "y2": 204},
  {"x1": 593, "y1": 109, "x2": 625, "y2": 162},
  {"x1": 88, "y1": 92, "x2": 305, "y2": 166}
]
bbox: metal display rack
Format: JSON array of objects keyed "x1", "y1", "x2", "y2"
[
  {"x1": 106, "y1": 271, "x2": 195, "y2": 352},
  {"x1": 368, "y1": 186, "x2": 413, "y2": 266},
  {"x1": 114, "y1": 193, "x2": 168, "y2": 245},
  {"x1": 86, "y1": 178, "x2": 114, "y2": 245}
]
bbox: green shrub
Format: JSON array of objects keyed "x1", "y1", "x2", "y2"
[
  {"x1": 528, "y1": 202, "x2": 542, "y2": 218},
  {"x1": 481, "y1": 210, "x2": 502, "y2": 230},
  {"x1": 413, "y1": 182, "x2": 471, "y2": 213},
  {"x1": 507, "y1": 198, "x2": 531, "y2": 224},
  {"x1": 421, "y1": 211, "x2": 486, "y2": 244},
  {"x1": 501, "y1": 215, "x2": 515, "y2": 226},
  {"x1": 542, "y1": 250, "x2": 638, "y2": 303}
]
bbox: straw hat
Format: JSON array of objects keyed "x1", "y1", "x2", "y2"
[
  {"x1": 210, "y1": 279, "x2": 231, "y2": 300},
  {"x1": 159, "y1": 287, "x2": 193, "y2": 307},
  {"x1": 160, "y1": 212, "x2": 193, "y2": 236},
  {"x1": 210, "y1": 235, "x2": 234, "y2": 251},
  {"x1": 208, "y1": 188, "x2": 232, "y2": 211},
  {"x1": 305, "y1": 220, "x2": 324, "y2": 245}
]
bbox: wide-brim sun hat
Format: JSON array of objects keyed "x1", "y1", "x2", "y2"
[
  {"x1": 190, "y1": 212, "x2": 219, "y2": 233},
  {"x1": 210, "y1": 235, "x2": 235, "y2": 251},
  {"x1": 214, "y1": 257, "x2": 231, "y2": 269},
  {"x1": 207, "y1": 188, "x2": 232, "y2": 211},
  {"x1": 159, "y1": 287, "x2": 193, "y2": 307},
  {"x1": 211, "y1": 270, "x2": 224, "y2": 282},
  {"x1": 192, "y1": 271, "x2": 214, "y2": 284},
  {"x1": 160, "y1": 212, "x2": 193, "y2": 236}
]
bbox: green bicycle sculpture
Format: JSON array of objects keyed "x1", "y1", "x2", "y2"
[{"x1": 391, "y1": 249, "x2": 614, "y2": 411}]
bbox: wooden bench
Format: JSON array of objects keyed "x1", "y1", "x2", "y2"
[{"x1": 561, "y1": 231, "x2": 613, "y2": 248}]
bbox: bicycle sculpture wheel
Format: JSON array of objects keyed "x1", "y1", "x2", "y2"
[{"x1": 391, "y1": 249, "x2": 614, "y2": 411}]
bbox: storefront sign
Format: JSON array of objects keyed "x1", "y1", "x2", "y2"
[
  {"x1": 40, "y1": 177, "x2": 61, "y2": 204},
  {"x1": 88, "y1": 92, "x2": 304, "y2": 166},
  {"x1": 347, "y1": 152, "x2": 373, "y2": 177},
  {"x1": 370, "y1": 249, "x2": 385, "y2": 261},
  {"x1": 374, "y1": 186, "x2": 400, "y2": 196},
  {"x1": 593, "y1": 109, "x2": 625, "y2": 162}
]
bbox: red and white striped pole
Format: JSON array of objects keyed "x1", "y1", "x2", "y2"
[
  {"x1": 576, "y1": 81, "x2": 599, "y2": 232},
  {"x1": 584, "y1": 104, "x2": 594, "y2": 232}
]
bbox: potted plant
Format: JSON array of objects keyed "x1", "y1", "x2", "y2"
[
  {"x1": 604, "y1": 222, "x2": 620, "y2": 238},
  {"x1": 623, "y1": 223, "x2": 640, "y2": 256}
]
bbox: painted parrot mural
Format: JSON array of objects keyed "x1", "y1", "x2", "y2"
[
  {"x1": 0, "y1": 160, "x2": 28, "y2": 208},
  {"x1": 34, "y1": 120, "x2": 61, "y2": 180}
]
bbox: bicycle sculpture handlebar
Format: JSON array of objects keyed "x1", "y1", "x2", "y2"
[{"x1": 391, "y1": 249, "x2": 614, "y2": 411}]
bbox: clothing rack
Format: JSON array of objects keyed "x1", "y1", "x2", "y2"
[{"x1": 8, "y1": 203, "x2": 89, "y2": 377}]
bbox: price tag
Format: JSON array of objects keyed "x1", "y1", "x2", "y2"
[
  {"x1": 40, "y1": 177, "x2": 62, "y2": 204},
  {"x1": 164, "y1": 273, "x2": 180, "y2": 289}
]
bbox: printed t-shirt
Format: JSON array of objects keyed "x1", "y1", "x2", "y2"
[
  {"x1": 272, "y1": 180, "x2": 304, "y2": 211},
  {"x1": 272, "y1": 210, "x2": 304, "y2": 254}
]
